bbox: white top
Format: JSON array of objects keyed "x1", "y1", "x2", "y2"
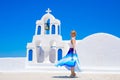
[{"x1": 70, "y1": 37, "x2": 76, "y2": 48}]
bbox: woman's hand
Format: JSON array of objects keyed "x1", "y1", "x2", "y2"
[{"x1": 73, "y1": 50, "x2": 76, "y2": 54}]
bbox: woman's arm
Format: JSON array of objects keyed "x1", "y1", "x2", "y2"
[{"x1": 71, "y1": 39, "x2": 76, "y2": 53}]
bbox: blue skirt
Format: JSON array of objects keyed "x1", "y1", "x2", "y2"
[{"x1": 55, "y1": 48, "x2": 80, "y2": 72}]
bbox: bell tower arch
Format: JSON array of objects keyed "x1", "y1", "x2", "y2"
[{"x1": 35, "y1": 8, "x2": 61, "y2": 36}]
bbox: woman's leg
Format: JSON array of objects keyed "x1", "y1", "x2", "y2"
[
  {"x1": 71, "y1": 67, "x2": 74, "y2": 74},
  {"x1": 70, "y1": 67, "x2": 76, "y2": 77}
]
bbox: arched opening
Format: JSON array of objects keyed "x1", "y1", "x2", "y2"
[
  {"x1": 37, "y1": 26, "x2": 41, "y2": 35},
  {"x1": 49, "y1": 41, "x2": 56, "y2": 63},
  {"x1": 58, "y1": 49, "x2": 62, "y2": 61},
  {"x1": 45, "y1": 19, "x2": 50, "y2": 34},
  {"x1": 52, "y1": 25, "x2": 55, "y2": 34},
  {"x1": 28, "y1": 49, "x2": 33, "y2": 61},
  {"x1": 49, "y1": 48, "x2": 56, "y2": 63},
  {"x1": 37, "y1": 47, "x2": 44, "y2": 63}
]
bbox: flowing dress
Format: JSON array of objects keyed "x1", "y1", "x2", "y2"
[{"x1": 55, "y1": 38, "x2": 80, "y2": 72}]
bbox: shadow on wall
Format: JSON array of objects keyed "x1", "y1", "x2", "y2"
[{"x1": 37, "y1": 47, "x2": 44, "y2": 63}]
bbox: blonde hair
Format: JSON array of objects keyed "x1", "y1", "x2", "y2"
[{"x1": 71, "y1": 30, "x2": 76, "y2": 36}]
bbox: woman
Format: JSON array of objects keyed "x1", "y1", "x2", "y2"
[{"x1": 55, "y1": 30, "x2": 80, "y2": 78}]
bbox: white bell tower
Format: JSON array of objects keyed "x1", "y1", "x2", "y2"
[
  {"x1": 35, "y1": 8, "x2": 61, "y2": 35},
  {"x1": 26, "y1": 8, "x2": 69, "y2": 68}
]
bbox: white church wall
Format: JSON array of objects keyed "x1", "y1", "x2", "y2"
[{"x1": 76, "y1": 33, "x2": 120, "y2": 71}]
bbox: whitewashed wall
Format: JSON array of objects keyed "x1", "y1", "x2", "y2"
[{"x1": 76, "y1": 33, "x2": 120, "y2": 71}]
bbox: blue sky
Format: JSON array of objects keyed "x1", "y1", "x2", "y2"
[{"x1": 0, "y1": 0, "x2": 120, "y2": 57}]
